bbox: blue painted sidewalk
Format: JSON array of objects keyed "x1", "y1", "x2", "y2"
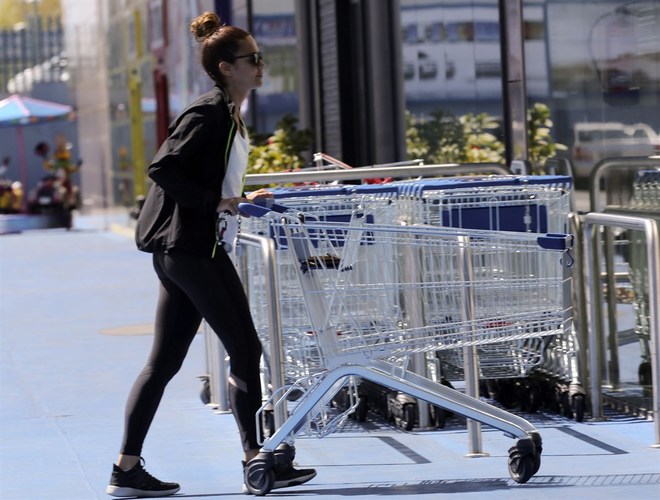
[{"x1": 0, "y1": 211, "x2": 658, "y2": 499}]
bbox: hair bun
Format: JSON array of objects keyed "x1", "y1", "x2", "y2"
[{"x1": 190, "y1": 11, "x2": 222, "y2": 41}]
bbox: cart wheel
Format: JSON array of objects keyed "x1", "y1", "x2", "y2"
[
  {"x1": 479, "y1": 380, "x2": 491, "y2": 398},
  {"x1": 571, "y1": 394, "x2": 585, "y2": 422},
  {"x1": 561, "y1": 390, "x2": 574, "y2": 419},
  {"x1": 401, "y1": 403, "x2": 416, "y2": 431},
  {"x1": 356, "y1": 396, "x2": 368, "y2": 422},
  {"x1": 639, "y1": 361, "x2": 652, "y2": 386},
  {"x1": 520, "y1": 382, "x2": 541, "y2": 413},
  {"x1": 430, "y1": 405, "x2": 448, "y2": 429},
  {"x1": 244, "y1": 457, "x2": 275, "y2": 496},
  {"x1": 199, "y1": 376, "x2": 210, "y2": 405},
  {"x1": 507, "y1": 447, "x2": 536, "y2": 484},
  {"x1": 532, "y1": 450, "x2": 542, "y2": 475}
]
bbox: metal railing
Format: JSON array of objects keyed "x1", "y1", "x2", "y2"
[
  {"x1": 244, "y1": 162, "x2": 511, "y2": 186},
  {"x1": 588, "y1": 156, "x2": 660, "y2": 213},
  {"x1": 584, "y1": 212, "x2": 660, "y2": 447},
  {"x1": 202, "y1": 232, "x2": 287, "y2": 429}
]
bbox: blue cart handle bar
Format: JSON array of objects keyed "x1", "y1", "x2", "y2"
[
  {"x1": 238, "y1": 199, "x2": 289, "y2": 218},
  {"x1": 537, "y1": 233, "x2": 573, "y2": 251}
]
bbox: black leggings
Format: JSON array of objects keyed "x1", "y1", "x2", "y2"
[{"x1": 120, "y1": 249, "x2": 263, "y2": 455}]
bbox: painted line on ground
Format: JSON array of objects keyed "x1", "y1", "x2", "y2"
[
  {"x1": 555, "y1": 425, "x2": 628, "y2": 454},
  {"x1": 377, "y1": 435, "x2": 431, "y2": 464}
]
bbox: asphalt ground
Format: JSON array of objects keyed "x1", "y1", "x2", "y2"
[{"x1": 0, "y1": 208, "x2": 658, "y2": 499}]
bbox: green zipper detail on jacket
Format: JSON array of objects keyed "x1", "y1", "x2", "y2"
[{"x1": 211, "y1": 118, "x2": 238, "y2": 258}]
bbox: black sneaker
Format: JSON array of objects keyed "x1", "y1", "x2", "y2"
[
  {"x1": 272, "y1": 463, "x2": 316, "y2": 489},
  {"x1": 106, "y1": 458, "x2": 180, "y2": 498},
  {"x1": 242, "y1": 461, "x2": 316, "y2": 494}
]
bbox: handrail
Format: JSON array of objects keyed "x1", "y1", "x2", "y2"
[
  {"x1": 583, "y1": 212, "x2": 660, "y2": 447},
  {"x1": 588, "y1": 156, "x2": 660, "y2": 213},
  {"x1": 244, "y1": 162, "x2": 511, "y2": 186}
]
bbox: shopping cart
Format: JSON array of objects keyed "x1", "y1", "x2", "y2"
[
  {"x1": 395, "y1": 174, "x2": 572, "y2": 233},
  {"x1": 241, "y1": 177, "x2": 580, "y2": 431},
  {"x1": 390, "y1": 175, "x2": 582, "y2": 419},
  {"x1": 241, "y1": 185, "x2": 399, "y2": 406},
  {"x1": 238, "y1": 202, "x2": 574, "y2": 495}
]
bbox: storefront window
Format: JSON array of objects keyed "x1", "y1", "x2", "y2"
[
  {"x1": 400, "y1": 0, "x2": 659, "y2": 176},
  {"x1": 400, "y1": 1, "x2": 503, "y2": 118},
  {"x1": 527, "y1": 0, "x2": 660, "y2": 180},
  {"x1": 245, "y1": 0, "x2": 299, "y2": 133}
]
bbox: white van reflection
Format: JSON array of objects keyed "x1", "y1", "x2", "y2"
[{"x1": 572, "y1": 122, "x2": 660, "y2": 178}]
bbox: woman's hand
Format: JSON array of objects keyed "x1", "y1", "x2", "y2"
[
  {"x1": 217, "y1": 189, "x2": 273, "y2": 216},
  {"x1": 217, "y1": 197, "x2": 246, "y2": 215},
  {"x1": 246, "y1": 188, "x2": 273, "y2": 202}
]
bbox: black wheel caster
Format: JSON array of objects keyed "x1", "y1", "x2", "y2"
[
  {"x1": 558, "y1": 389, "x2": 573, "y2": 419},
  {"x1": 519, "y1": 381, "x2": 541, "y2": 413},
  {"x1": 198, "y1": 376, "x2": 210, "y2": 405},
  {"x1": 401, "y1": 403, "x2": 416, "y2": 431},
  {"x1": 508, "y1": 449, "x2": 536, "y2": 483},
  {"x1": 244, "y1": 454, "x2": 275, "y2": 496},
  {"x1": 507, "y1": 437, "x2": 540, "y2": 483},
  {"x1": 639, "y1": 361, "x2": 652, "y2": 397},
  {"x1": 356, "y1": 396, "x2": 368, "y2": 422},
  {"x1": 430, "y1": 405, "x2": 446, "y2": 429},
  {"x1": 572, "y1": 394, "x2": 585, "y2": 422}
]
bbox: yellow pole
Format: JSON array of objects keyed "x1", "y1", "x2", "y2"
[{"x1": 128, "y1": 9, "x2": 146, "y2": 197}]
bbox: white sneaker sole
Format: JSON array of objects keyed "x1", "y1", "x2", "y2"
[{"x1": 106, "y1": 484, "x2": 180, "y2": 497}]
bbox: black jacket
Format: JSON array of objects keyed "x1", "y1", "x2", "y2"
[{"x1": 135, "y1": 85, "x2": 238, "y2": 257}]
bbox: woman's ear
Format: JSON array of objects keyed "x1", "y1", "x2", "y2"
[{"x1": 219, "y1": 61, "x2": 232, "y2": 77}]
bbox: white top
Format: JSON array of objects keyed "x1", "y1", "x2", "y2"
[
  {"x1": 222, "y1": 127, "x2": 249, "y2": 198},
  {"x1": 218, "y1": 126, "x2": 249, "y2": 253}
]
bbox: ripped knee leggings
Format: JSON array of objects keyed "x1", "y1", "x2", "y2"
[{"x1": 120, "y1": 249, "x2": 263, "y2": 456}]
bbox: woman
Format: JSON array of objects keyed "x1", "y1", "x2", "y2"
[{"x1": 106, "y1": 11, "x2": 316, "y2": 498}]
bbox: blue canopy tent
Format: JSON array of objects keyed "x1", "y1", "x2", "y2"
[{"x1": 0, "y1": 94, "x2": 74, "y2": 193}]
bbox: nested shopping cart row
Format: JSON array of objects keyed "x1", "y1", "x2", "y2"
[
  {"x1": 240, "y1": 175, "x2": 581, "y2": 414},
  {"x1": 238, "y1": 201, "x2": 575, "y2": 494}
]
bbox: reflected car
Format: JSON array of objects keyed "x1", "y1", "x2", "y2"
[{"x1": 572, "y1": 122, "x2": 660, "y2": 178}]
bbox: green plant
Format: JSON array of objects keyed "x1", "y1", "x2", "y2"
[
  {"x1": 526, "y1": 102, "x2": 567, "y2": 174},
  {"x1": 406, "y1": 109, "x2": 503, "y2": 165},
  {"x1": 459, "y1": 112, "x2": 505, "y2": 163},
  {"x1": 406, "y1": 103, "x2": 566, "y2": 174},
  {"x1": 248, "y1": 114, "x2": 314, "y2": 176}
]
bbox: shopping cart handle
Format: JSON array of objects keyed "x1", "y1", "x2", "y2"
[
  {"x1": 238, "y1": 199, "x2": 289, "y2": 218},
  {"x1": 537, "y1": 233, "x2": 573, "y2": 250},
  {"x1": 238, "y1": 202, "x2": 270, "y2": 218}
]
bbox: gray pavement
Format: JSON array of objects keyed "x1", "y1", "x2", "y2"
[{"x1": 1, "y1": 208, "x2": 659, "y2": 499}]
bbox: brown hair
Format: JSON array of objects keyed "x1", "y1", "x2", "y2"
[{"x1": 190, "y1": 11, "x2": 251, "y2": 85}]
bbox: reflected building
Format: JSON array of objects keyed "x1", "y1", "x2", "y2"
[{"x1": 58, "y1": 0, "x2": 660, "y2": 208}]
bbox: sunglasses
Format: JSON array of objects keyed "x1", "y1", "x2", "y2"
[{"x1": 234, "y1": 52, "x2": 264, "y2": 66}]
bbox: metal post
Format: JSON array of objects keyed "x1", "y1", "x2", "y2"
[
  {"x1": 398, "y1": 232, "x2": 430, "y2": 428},
  {"x1": 569, "y1": 213, "x2": 590, "y2": 399},
  {"x1": 457, "y1": 235, "x2": 488, "y2": 456},
  {"x1": 604, "y1": 227, "x2": 620, "y2": 388},
  {"x1": 584, "y1": 213, "x2": 660, "y2": 447}
]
